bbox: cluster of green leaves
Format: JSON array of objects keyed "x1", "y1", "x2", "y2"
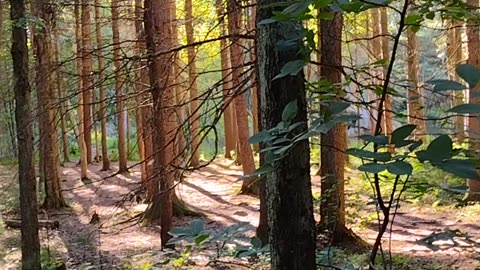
[{"x1": 166, "y1": 219, "x2": 269, "y2": 262}]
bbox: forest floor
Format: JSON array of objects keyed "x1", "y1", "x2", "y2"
[{"x1": 1, "y1": 159, "x2": 480, "y2": 269}]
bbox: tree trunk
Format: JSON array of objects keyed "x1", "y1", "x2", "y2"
[
  {"x1": 406, "y1": 27, "x2": 425, "y2": 137},
  {"x1": 466, "y1": 0, "x2": 480, "y2": 201},
  {"x1": 453, "y1": 22, "x2": 465, "y2": 142},
  {"x1": 257, "y1": 1, "x2": 316, "y2": 269},
  {"x1": 227, "y1": 0, "x2": 256, "y2": 194},
  {"x1": 53, "y1": 28, "x2": 70, "y2": 164},
  {"x1": 112, "y1": 0, "x2": 128, "y2": 173},
  {"x1": 185, "y1": 0, "x2": 201, "y2": 167},
  {"x1": 81, "y1": 0, "x2": 93, "y2": 164},
  {"x1": 380, "y1": 7, "x2": 393, "y2": 143},
  {"x1": 143, "y1": 0, "x2": 176, "y2": 248},
  {"x1": 319, "y1": 9, "x2": 351, "y2": 244},
  {"x1": 215, "y1": 0, "x2": 236, "y2": 159},
  {"x1": 33, "y1": 0, "x2": 66, "y2": 209},
  {"x1": 10, "y1": 0, "x2": 42, "y2": 267},
  {"x1": 75, "y1": 0, "x2": 89, "y2": 180},
  {"x1": 94, "y1": 0, "x2": 110, "y2": 170}
]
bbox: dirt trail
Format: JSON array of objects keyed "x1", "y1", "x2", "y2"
[{"x1": 1, "y1": 159, "x2": 480, "y2": 269}]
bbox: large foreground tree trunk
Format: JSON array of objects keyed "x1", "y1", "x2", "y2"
[
  {"x1": 10, "y1": 0, "x2": 41, "y2": 268},
  {"x1": 257, "y1": 0, "x2": 316, "y2": 269}
]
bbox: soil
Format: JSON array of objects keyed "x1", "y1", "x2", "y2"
[{"x1": 1, "y1": 159, "x2": 479, "y2": 269}]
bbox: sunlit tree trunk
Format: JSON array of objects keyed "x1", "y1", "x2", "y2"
[
  {"x1": 380, "y1": 7, "x2": 393, "y2": 142},
  {"x1": 215, "y1": 0, "x2": 236, "y2": 159},
  {"x1": 370, "y1": 9, "x2": 382, "y2": 134},
  {"x1": 143, "y1": 0, "x2": 176, "y2": 248},
  {"x1": 227, "y1": 0, "x2": 256, "y2": 193},
  {"x1": 95, "y1": 0, "x2": 110, "y2": 170},
  {"x1": 10, "y1": 0, "x2": 41, "y2": 267},
  {"x1": 81, "y1": 0, "x2": 93, "y2": 163},
  {"x1": 466, "y1": 0, "x2": 480, "y2": 201},
  {"x1": 366, "y1": 13, "x2": 376, "y2": 134},
  {"x1": 53, "y1": 27, "x2": 70, "y2": 164},
  {"x1": 257, "y1": 0, "x2": 316, "y2": 267},
  {"x1": 75, "y1": 0, "x2": 89, "y2": 180},
  {"x1": 185, "y1": 0, "x2": 201, "y2": 166},
  {"x1": 112, "y1": 0, "x2": 128, "y2": 173},
  {"x1": 33, "y1": 0, "x2": 66, "y2": 209},
  {"x1": 406, "y1": 26, "x2": 425, "y2": 137},
  {"x1": 319, "y1": 9, "x2": 350, "y2": 243}
]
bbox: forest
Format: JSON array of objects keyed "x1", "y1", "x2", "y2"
[{"x1": 1, "y1": 0, "x2": 480, "y2": 269}]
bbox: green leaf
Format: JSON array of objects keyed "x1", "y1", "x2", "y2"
[
  {"x1": 391, "y1": 125, "x2": 416, "y2": 146},
  {"x1": 456, "y1": 64, "x2": 480, "y2": 87},
  {"x1": 194, "y1": 234, "x2": 210, "y2": 245},
  {"x1": 448, "y1": 103, "x2": 480, "y2": 114},
  {"x1": 258, "y1": 18, "x2": 277, "y2": 25},
  {"x1": 248, "y1": 131, "x2": 271, "y2": 144},
  {"x1": 387, "y1": 161, "x2": 413, "y2": 175},
  {"x1": 359, "y1": 135, "x2": 389, "y2": 145},
  {"x1": 251, "y1": 237, "x2": 263, "y2": 248},
  {"x1": 274, "y1": 60, "x2": 306, "y2": 80},
  {"x1": 408, "y1": 140, "x2": 423, "y2": 152},
  {"x1": 282, "y1": 100, "x2": 298, "y2": 123},
  {"x1": 428, "y1": 79, "x2": 466, "y2": 91},
  {"x1": 435, "y1": 159, "x2": 479, "y2": 179},
  {"x1": 426, "y1": 134, "x2": 452, "y2": 161},
  {"x1": 358, "y1": 163, "x2": 388, "y2": 174},
  {"x1": 346, "y1": 148, "x2": 392, "y2": 162},
  {"x1": 190, "y1": 219, "x2": 204, "y2": 235},
  {"x1": 327, "y1": 102, "x2": 351, "y2": 115},
  {"x1": 169, "y1": 227, "x2": 191, "y2": 236}
]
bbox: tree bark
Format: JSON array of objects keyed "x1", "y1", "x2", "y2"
[
  {"x1": 95, "y1": 0, "x2": 111, "y2": 170},
  {"x1": 33, "y1": 0, "x2": 66, "y2": 209},
  {"x1": 406, "y1": 26, "x2": 425, "y2": 137},
  {"x1": 215, "y1": 0, "x2": 236, "y2": 159},
  {"x1": 380, "y1": 7, "x2": 393, "y2": 143},
  {"x1": 227, "y1": 0, "x2": 256, "y2": 194},
  {"x1": 81, "y1": 0, "x2": 93, "y2": 163},
  {"x1": 112, "y1": 0, "x2": 128, "y2": 173},
  {"x1": 10, "y1": 0, "x2": 42, "y2": 267},
  {"x1": 257, "y1": 0, "x2": 316, "y2": 268},
  {"x1": 466, "y1": 0, "x2": 480, "y2": 201}
]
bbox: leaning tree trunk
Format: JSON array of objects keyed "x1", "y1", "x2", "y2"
[
  {"x1": 112, "y1": 0, "x2": 128, "y2": 173},
  {"x1": 227, "y1": 0, "x2": 256, "y2": 194},
  {"x1": 33, "y1": 0, "x2": 66, "y2": 209},
  {"x1": 10, "y1": 0, "x2": 42, "y2": 268},
  {"x1": 466, "y1": 0, "x2": 480, "y2": 201},
  {"x1": 257, "y1": 0, "x2": 316, "y2": 269},
  {"x1": 94, "y1": 0, "x2": 110, "y2": 170}
]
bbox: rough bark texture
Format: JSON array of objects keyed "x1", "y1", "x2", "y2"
[
  {"x1": 94, "y1": 0, "x2": 110, "y2": 171},
  {"x1": 112, "y1": 0, "x2": 128, "y2": 173},
  {"x1": 81, "y1": 0, "x2": 93, "y2": 163},
  {"x1": 10, "y1": 0, "x2": 42, "y2": 267},
  {"x1": 227, "y1": 0, "x2": 256, "y2": 193},
  {"x1": 466, "y1": 0, "x2": 480, "y2": 201},
  {"x1": 215, "y1": 0, "x2": 236, "y2": 159},
  {"x1": 186, "y1": 0, "x2": 201, "y2": 167},
  {"x1": 380, "y1": 8, "x2": 393, "y2": 141},
  {"x1": 319, "y1": 10, "x2": 349, "y2": 243},
  {"x1": 143, "y1": 0, "x2": 176, "y2": 247},
  {"x1": 75, "y1": 0, "x2": 89, "y2": 180},
  {"x1": 33, "y1": 0, "x2": 66, "y2": 209},
  {"x1": 257, "y1": 0, "x2": 316, "y2": 268},
  {"x1": 406, "y1": 27, "x2": 425, "y2": 137}
]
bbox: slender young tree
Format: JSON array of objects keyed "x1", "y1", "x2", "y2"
[
  {"x1": 33, "y1": 0, "x2": 66, "y2": 209},
  {"x1": 112, "y1": 0, "x2": 128, "y2": 173},
  {"x1": 257, "y1": 1, "x2": 316, "y2": 269},
  {"x1": 466, "y1": 0, "x2": 480, "y2": 201},
  {"x1": 227, "y1": 0, "x2": 256, "y2": 193},
  {"x1": 380, "y1": 7, "x2": 393, "y2": 142},
  {"x1": 81, "y1": 0, "x2": 93, "y2": 163},
  {"x1": 215, "y1": 0, "x2": 236, "y2": 159},
  {"x1": 11, "y1": 0, "x2": 42, "y2": 268},
  {"x1": 75, "y1": 0, "x2": 89, "y2": 180},
  {"x1": 95, "y1": 0, "x2": 110, "y2": 170},
  {"x1": 185, "y1": 0, "x2": 201, "y2": 167}
]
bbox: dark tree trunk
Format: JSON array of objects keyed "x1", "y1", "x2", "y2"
[
  {"x1": 256, "y1": 0, "x2": 316, "y2": 268},
  {"x1": 10, "y1": 0, "x2": 42, "y2": 268}
]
